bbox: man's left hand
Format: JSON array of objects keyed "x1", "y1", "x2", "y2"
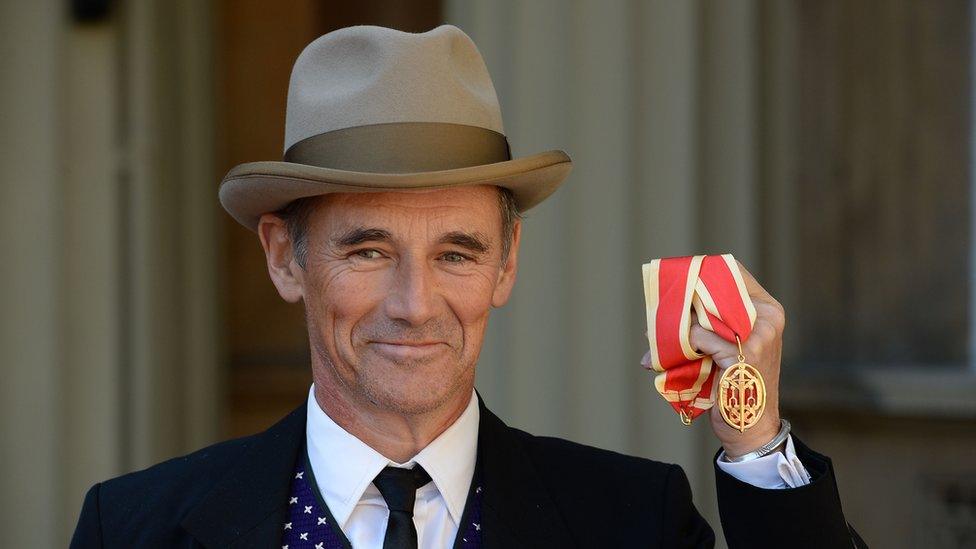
[{"x1": 688, "y1": 260, "x2": 786, "y2": 457}]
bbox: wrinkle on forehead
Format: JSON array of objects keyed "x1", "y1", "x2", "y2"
[{"x1": 313, "y1": 186, "x2": 502, "y2": 246}]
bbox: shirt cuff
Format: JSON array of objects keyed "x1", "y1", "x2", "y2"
[{"x1": 715, "y1": 434, "x2": 812, "y2": 489}]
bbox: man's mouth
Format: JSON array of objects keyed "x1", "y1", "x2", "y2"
[
  {"x1": 368, "y1": 340, "x2": 447, "y2": 360},
  {"x1": 373, "y1": 340, "x2": 442, "y2": 346}
]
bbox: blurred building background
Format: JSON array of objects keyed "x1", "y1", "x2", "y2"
[{"x1": 3, "y1": 0, "x2": 975, "y2": 547}]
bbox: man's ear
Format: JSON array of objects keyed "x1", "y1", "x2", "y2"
[
  {"x1": 257, "y1": 213, "x2": 305, "y2": 303},
  {"x1": 491, "y1": 218, "x2": 521, "y2": 308}
]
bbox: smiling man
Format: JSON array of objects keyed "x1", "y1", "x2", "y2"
[
  {"x1": 270, "y1": 186, "x2": 516, "y2": 464},
  {"x1": 71, "y1": 25, "x2": 865, "y2": 548}
]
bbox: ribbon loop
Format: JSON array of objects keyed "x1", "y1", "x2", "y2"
[{"x1": 642, "y1": 254, "x2": 757, "y2": 423}]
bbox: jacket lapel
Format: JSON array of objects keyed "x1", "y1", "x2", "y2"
[
  {"x1": 476, "y1": 398, "x2": 575, "y2": 548},
  {"x1": 179, "y1": 395, "x2": 575, "y2": 548},
  {"x1": 180, "y1": 402, "x2": 307, "y2": 548}
]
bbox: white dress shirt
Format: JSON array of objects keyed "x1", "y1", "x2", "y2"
[
  {"x1": 717, "y1": 434, "x2": 812, "y2": 488},
  {"x1": 305, "y1": 384, "x2": 811, "y2": 548},
  {"x1": 305, "y1": 384, "x2": 479, "y2": 549}
]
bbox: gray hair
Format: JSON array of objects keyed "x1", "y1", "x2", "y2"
[{"x1": 275, "y1": 187, "x2": 522, "y2": 269}]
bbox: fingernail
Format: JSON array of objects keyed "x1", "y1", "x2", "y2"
[{"x1": 640, "y1": 349, "x2": 652, "y2": 367}]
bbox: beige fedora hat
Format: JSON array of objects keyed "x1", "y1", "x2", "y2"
[{"x1": 219, "y1": 24, "x2": 573, "y2": 231}]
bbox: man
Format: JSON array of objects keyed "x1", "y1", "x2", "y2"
[{"x1": 71, "y1": 24, "x2": 865, "y2": 548}]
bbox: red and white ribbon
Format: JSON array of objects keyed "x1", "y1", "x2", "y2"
[{"x1": 642, "y1": 254, "x2": 756, "y2": 423}]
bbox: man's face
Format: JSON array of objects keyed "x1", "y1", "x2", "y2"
[{"x1": 260, "y1": 185, "x2": 520, "y2": 416}]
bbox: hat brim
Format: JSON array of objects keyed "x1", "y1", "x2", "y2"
[{"x1": 219, "y1": 150, "x2": 572, "y2": 231}]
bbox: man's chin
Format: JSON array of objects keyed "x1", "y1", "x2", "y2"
[
  {"x1": 363, "y1": 385, "x2": 456, "y2": 415},
  {"x1": 358, "y1": 367, "x2": 470, "y2": 415}
]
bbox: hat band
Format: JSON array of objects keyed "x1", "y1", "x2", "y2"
[{"x1": 283, "y1": 122, "x2": 512, "y2": 173}]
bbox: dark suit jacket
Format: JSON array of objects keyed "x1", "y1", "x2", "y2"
[{"x1": 71, "y1": 398, "x2": 866, "y2": 548}]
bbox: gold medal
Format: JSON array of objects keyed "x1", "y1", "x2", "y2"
[{"x1": 718, "y1": 335, "x2": 765, "y2": 432}]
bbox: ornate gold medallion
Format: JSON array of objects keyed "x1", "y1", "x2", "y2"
[{"x1": 718, "y1": 335, "x2": 766, "y2": 432}]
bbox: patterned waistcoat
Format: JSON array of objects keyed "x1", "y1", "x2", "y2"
[{"x1": 281, "y1": 445, "x2": 483, "y2": 548}]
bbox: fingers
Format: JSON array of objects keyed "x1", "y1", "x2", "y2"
[
  {"x1": 756, "y1": 300, "x2": 786, "y2": 333},
  {"x1": 688, "y1": 323, "x2": 739, "y2": 369},
  {"x1": 641, "y1": 314, "x2": 742, "y2": 369},
  {"x1": 642, "y1": 261, "x2": 785, "y2": 371},
  {"x1": 688, "y1": 318, "x2": 776, "y2": 365}
]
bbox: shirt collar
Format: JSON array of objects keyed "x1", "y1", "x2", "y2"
[{"x1": 305, "y1": 384, "x2": 479, "y2": 527}]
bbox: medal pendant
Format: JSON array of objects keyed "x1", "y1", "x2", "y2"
[{"x1": 718, "y1": 336, "x2": 766, "y2": 432}]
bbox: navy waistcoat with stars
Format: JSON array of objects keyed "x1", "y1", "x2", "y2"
[{"x1": 281, "y1": 444, "x2": 483, "y2": 548}]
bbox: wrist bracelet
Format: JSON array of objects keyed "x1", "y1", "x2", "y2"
[{"x1": 721, "y1": 419, "x2": 791, "y2": 463}]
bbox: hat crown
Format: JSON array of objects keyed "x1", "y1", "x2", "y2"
[{"x1": 284, "y1": 24, "x2": 505, "y2": 154}]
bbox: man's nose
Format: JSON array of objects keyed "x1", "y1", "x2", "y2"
[{"x1": 384, "y1": 255, "x2": 438, "y2": 326}]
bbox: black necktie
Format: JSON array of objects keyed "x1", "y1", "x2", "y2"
[{"x1": 372, "y1": 465, "x2": 432, "y2": 549}]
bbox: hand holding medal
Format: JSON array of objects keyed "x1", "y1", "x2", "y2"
[
  {"x1": 641, "y1": 255, "x2": 785, "y2": 457},
  {"x1": 720, "y1": 334, "x2": 766, "y2": 433}
]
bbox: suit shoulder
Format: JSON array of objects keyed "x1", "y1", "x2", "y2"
[
  {"x1": 508, "y1": 428, "x2": 698, "y2": 546},
  {"x1": 513, "y1": 427, "x2": 676, "y2": 483},
  {"x1": 94, "y1": 433, "x2": 259, "y2": 535},
  {"x1": 102, "y1": 432, "x2": 258, "y2": 496}
]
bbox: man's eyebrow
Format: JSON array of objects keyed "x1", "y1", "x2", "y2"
[
  {"x1": 438, "y1": 231, "x2": 491, "y2": 254},
  {"x1": 332, "y1": 227, "x2": 393, "y2": 247}
]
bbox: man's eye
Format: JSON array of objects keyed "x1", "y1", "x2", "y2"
[
  {"x1": 354, "y1": 249, "x2": 383, "y2": 259},
  {"x1": 442, "y1": 252, "x2": 470, "y2": 263}
]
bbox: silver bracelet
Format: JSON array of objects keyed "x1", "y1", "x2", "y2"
[{"x1": 721, "y1": 419, "x2": 791, "y2": 463}]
